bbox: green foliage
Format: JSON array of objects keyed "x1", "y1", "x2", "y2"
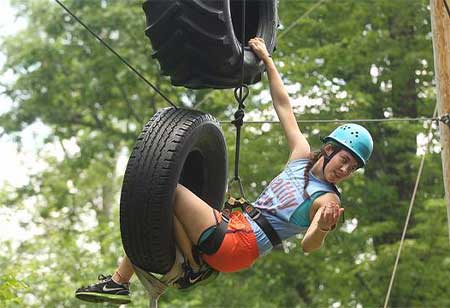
[
  {"x1": 0, "y1": 0, "x2": 448, "y2": 307},
  {"x1": 0, "y1": 265, "x2": 27, "y2": 306}
]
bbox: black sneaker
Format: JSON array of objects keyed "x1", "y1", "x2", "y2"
[
  {"x1": 174, "y1": 263, "x2": 219, "y2": 291},
  {"x1": 75, "y1": 274, "x2": 131, "y2": 305}
]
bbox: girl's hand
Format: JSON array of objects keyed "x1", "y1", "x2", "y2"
[
  {"x1": 248, "y1": 37, "x2": 270, "y2": 62},
  {"x1": 317, "y1": 202, "x2": 344, "y2": 231}
]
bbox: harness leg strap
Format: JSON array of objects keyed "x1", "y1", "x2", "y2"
[{"x1": 196, "y1": 220, "x2": 228, "y2": 255}]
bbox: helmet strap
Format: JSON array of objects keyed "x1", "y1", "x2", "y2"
[{"x1": 321, "y1": 146, "x2": 342, "y2": 174}]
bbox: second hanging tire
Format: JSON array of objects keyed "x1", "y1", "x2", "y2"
[
  {"x1": 142, "y1": 0, "x2": 278, "y2": 89},
  {"x1": 120, "y1": 107, "x2": 228, "y2": 274}
]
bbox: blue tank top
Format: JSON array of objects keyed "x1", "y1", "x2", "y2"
[{"x1": 247, "y1": 158, "x2": 339, "y2": 256}]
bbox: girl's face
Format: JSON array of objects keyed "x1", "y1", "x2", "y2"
[{"x1": 324, "y1": 149, "x2": 360, "y2": 183}]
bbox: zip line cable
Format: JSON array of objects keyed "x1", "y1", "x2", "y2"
[
  {"x1": 383, "y1": 105, "x2": 438, "y2": 308},
  {"x1": 219, "y1": 115, "x2": 448, "y2": 125},
  {"x1": 54, "y1": 0, "x2": 177, "y2": 109}
]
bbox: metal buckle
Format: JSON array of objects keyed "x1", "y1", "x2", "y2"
[
  {"x1": 221, "y1": 213, "x2": 230, "y2": 223},
  {"x1": 244, "y1": 203, "x2": 260, "y2": 220}
]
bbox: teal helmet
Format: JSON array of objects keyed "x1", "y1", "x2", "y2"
[{"x1": 323, "y1": 123, "x2": 373, "y2": 167}]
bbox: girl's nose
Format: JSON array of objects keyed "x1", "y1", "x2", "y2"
[{"x1": 341, "y1": 164, "x2": 350, "y2": 174}]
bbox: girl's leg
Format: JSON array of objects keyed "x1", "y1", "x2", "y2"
[
  {"x1": 173, "y1": 184, "x2": 219, "y2": 244},
  {"x1": 174, "y1": 215, "x2": 201, "y2": 271},
  {"x1": 172, "y1": 184, "x2": 221, "y2": 289},
  {"x1": 112, "y1": 256, "x2": 134, "y2": 284}
]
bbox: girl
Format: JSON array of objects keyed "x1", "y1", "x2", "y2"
[{"x1": 75, "y1": 37, "x2": 373, "y2": 305}]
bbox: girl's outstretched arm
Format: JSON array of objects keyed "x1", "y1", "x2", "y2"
[
  {"x1": 249, "y1": 37, "x2": 310, "y2": 161},
  {"x1": 301, "y1": 198, "x2": 344, "y2": 252}
]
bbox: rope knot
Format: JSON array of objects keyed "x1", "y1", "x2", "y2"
[
  {"x1": 232, "y1": 109, "x2": 245, "y2": 127},
  {"x1": 233, "y1": 85, "x2": 249, "y2": 107}
]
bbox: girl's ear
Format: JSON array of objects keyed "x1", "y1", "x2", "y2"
[{"x1": 322, "y1": 143, "x2": 334, "y2": 156}]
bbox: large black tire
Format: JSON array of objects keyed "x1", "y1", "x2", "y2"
[
  {"x1": 120, "y1": 108, "x2": 227, "y2": 274},
  {"x1": 142, "y1": 0, "x2": 278, "y2": 89}
]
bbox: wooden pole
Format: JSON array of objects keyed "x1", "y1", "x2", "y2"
[{"x1": 430, "y1": 0, "x2": 450, "y2": 243}]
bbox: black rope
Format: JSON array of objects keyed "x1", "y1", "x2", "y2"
[
  {"x1": 444, "y1": 0, "x2": 450, "y2": 18},
  {"x1": 229, "y1": 0, "x2": 249, "y2": 197},
  {"x1": 54, "y1": 0, "x2": 177, "y2": 109},
  {"x1": 231, "y1": 86, "x2": 249, "y2": 179},
  {"x1": 227, "y1": 0, "x2": 249, "y2": 197}
]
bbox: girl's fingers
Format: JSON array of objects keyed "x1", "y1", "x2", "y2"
[
  {"x1": 325, "y1": 208, "x2": 333, "y2": 224},
  {"x1": 320, "y1": 204, "x2": 343, "y2": 228},
  {"x1": 326, "y1": 206, "x2": 339, "y2": 223},
  {"x1": 335, "y1": 207, "x2": 341, "y2": 221},
  {"x1": 320, "y1": 209, "x2": 329, "y2": 224},
  {"x1": 323, "y1": 203, "x2": 341, "y2": 222},
  {"x1": 333, "y1": 208, "x2": 344, "y2": 222},
  {"x1": 319, "y1": 205, "x2": 344, "y2": 229},
  {"x1": 321, "y1": 209, "x2": 328, "y2": 220}
]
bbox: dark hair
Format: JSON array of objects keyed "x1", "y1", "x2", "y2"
[{"x1": 303, "y1": 142, "x2": 341, "y2": 199}]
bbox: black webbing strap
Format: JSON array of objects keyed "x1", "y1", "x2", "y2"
[
  {"x1": 241, "y1": 201, "x2": 282, "y2": 247},
  {"x1": 197, "y1": 220, "x2": 228, "y2": 255}
]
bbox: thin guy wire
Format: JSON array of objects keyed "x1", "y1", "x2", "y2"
[
  {"x1": 278, "y1": 0, "x2": 328, "y2": 40},
  {"x1": 444, "y1": 0, "x2": 450, "y2": 18},
  {"x1": 219, "y1": 116, "x2": 442, "y2": 125},
  {"x1": 54, "y1": 0, "x2": 177, "y2": 109},
  {"x1": 383, "y1": 105, "x2": 438, "y2": 308}
]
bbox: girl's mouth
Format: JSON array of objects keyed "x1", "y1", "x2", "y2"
[{"x1": 334, "y1": 171, "x2": 343, "y2": 180}]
